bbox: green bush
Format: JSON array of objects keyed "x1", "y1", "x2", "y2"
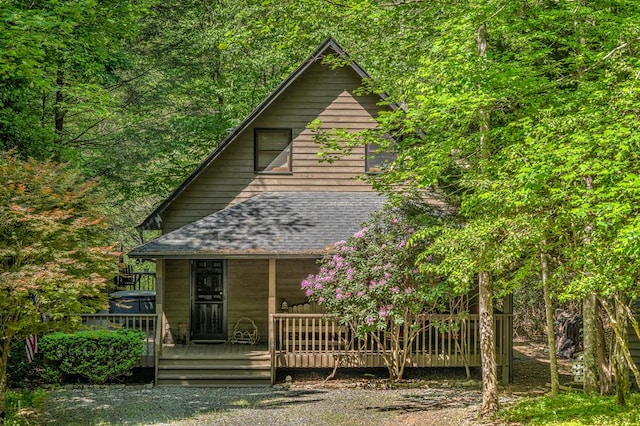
[{"x1": 39, "y1": 329, "x2": 145, "y2": 384}]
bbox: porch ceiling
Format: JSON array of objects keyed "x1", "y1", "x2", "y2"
[{"x1": 129, "y1": 192, "x2": 385, "y2": 259}]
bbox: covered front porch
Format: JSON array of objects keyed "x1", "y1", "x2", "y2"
[{"x1": 136, "y1": 256, "x2": 513, "y2": 386}]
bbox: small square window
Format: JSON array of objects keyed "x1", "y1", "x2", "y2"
[
  {"x1": 366, "y1": 142, "x2": 395, "y2": 173},
  {"x1": 255, "y1": 128, "x2": 292, "y2": 173}
]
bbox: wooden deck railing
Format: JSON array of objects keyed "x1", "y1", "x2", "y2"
[
  {"x1": 114, "y1": 272, "x2": 156, "y2": 291},
  {"x1": 272, "y1": 313, "x2": 512, "y2": 371},
  {"x1": 81, "y1": 313, "x2": 159, "y2": 368}
]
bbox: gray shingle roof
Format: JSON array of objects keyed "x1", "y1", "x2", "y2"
[{"x1": 129, "y1": 192, "x2": 386, "y2": 258}]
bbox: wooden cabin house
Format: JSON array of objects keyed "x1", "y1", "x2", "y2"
[{"x1": 129, "y1": 38, "x2": 513, "y2": 386}]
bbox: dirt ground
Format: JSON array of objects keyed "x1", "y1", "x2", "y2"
[
  {"x1": 282, "y1": 338, "x2": 575, "y2": 425},
  {"x1": 40, "y1": 339, "x2": 574, "y2": 426},
  {"x1": 507, "y1": 338, "x2": 574, "y2": 395}
]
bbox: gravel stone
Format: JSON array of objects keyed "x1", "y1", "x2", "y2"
[{"x1": 43, "y1": 383, "x2": 485, "y2": 426}]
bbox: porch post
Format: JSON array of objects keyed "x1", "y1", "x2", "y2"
[
  {"x1": 154, "y1": 259, "x2": 165, "y2": 385},
  {"x1": 268, "y1": 258, "x2": 276, "y2": 384}
]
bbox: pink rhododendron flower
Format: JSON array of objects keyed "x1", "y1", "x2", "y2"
[
  {"x1": 346, "y1": 267, "x2": 354, "y2": 280},
  {"x1": 353, "y1": 227, "x2": 368, "y2": 238},
  {"x1": 391, "y1": 286, "x2": 399, "y2": 294}
]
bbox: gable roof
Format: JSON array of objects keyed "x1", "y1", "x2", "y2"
[
  {"x1": 129, "y1": 192, "x2": 386, "y2": 259},
  {"x1": 138, "y1": 37, "x2": 379, "y2": 231}
]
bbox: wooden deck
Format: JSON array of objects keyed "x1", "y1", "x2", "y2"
[
  {"x1": 81, "y1": 312, "x2": 512, "y2": 386},
  {"x1": 272, "y1": 313, "x2": 512, "y2": 382}
]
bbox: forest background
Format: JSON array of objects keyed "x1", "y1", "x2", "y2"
[{"x1": 3, "y1": 0, "x2": 640, "y2": 415}]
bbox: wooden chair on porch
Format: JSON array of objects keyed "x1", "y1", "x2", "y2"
[{"x1": 114, "y1": 264, "x2": 140, "y2": 290}]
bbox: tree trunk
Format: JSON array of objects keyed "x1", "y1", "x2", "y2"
[
  {"x1": 596, "y1": 303, "x2": 613, "y2": 395},
  {"x1": 54, "y1": 70, "x2": 65, "y2": 142},
  {"x1": 479, "y1": 271, "x2": 498, "y2": 417},
  {"x1": 581, "y1": 175, "x2": 601, "y2": 393},
  {"x1": 540, "y1": 247, "x2": 559, "y2": 396},
  {"x1": 475, "y1": 21, "x2": 498, "y2": 418},
  {"x1": 0, "y1": 333, "x2": 14, "y2": 424},
  {"x1": 583, "y1": 294, "x2": 599, "y2": 393},
  {"x1": 613, "y1": 294, "x2": 630, "y2": 406}
]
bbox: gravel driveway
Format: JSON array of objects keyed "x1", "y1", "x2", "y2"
[{"x1": 43, "y1": 383, "x2": 484, "y2": 426}]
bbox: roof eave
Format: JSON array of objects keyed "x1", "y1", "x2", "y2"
[{"x1": 127, "y1": 250, "x2": 326, "y2": 260}]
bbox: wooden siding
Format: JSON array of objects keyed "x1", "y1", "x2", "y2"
[
  {"x1": 276, "y1": 258, "x2": 319, "y2": 308},
  {"x1": 227, "y1": 259, "x2": 269, "y2": 341},
  {"x1": 162, "y1": 62, "x2": 384, "y2": 232},
  {"x1": 161, "y1": 259, "x2": 321, "y2": 345},
  {"x1": 164, "y1": 259, "x2": 190, "y2": 342},
  {"x1": 226, "y1": 259, "x2": 321, "y2": 344}
]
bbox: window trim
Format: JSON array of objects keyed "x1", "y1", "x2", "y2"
[{"x1": 254, "y1": 128, "x2": 293, "y2": 174}]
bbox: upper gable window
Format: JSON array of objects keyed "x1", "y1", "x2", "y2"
[
  {"x1": 254, "y1": 128, "x2": 292, "y2": 173},
  {"x1": 366, "y1": 142, "x2": 395, "y2": 173}
]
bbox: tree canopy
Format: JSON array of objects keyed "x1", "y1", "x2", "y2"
[
  {"x1": 2, "y1": 0, "x2": 640, "y2": 415},
  {"x1": 0, "y1": 151, "x2": 115, "y2": 419}
]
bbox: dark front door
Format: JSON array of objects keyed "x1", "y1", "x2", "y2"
[{"x1": 191, "y1": 260, "x2": 226, "y2": 341}]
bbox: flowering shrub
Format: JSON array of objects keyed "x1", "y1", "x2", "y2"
[{"x1": 301, "y1": 207, "x2": 459, "y2": 380}]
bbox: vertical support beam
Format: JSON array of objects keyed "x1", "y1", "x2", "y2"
[
  {"x1": 268, "y1": 258, "x2": 277, "y2": 384},
  {"x1": 154, "y1": 258, "x2": 166, "y2": 385}
]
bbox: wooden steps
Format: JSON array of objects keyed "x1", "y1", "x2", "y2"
[{"x1": 157, "y1": 346, "x2": 272, "y2": 386}]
